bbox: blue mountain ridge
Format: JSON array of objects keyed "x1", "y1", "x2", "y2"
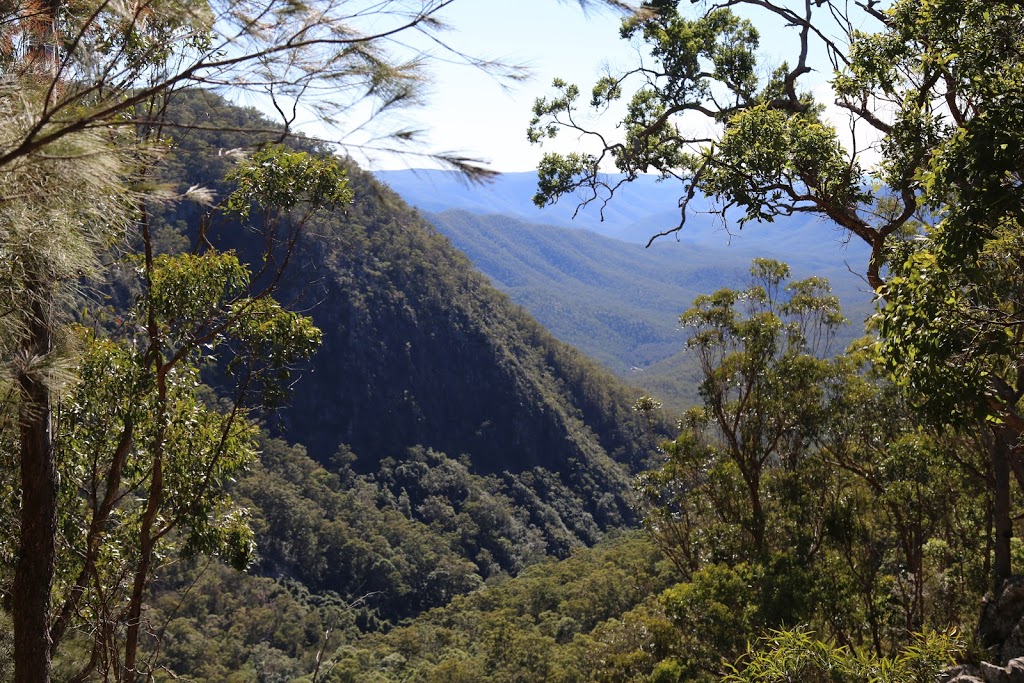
[
  {"x1": 375, "y1": 169, "x2": 878, "y2": 406},
  {"x1": 374, "y1": 169, "x2": 873, "y2": 262}
]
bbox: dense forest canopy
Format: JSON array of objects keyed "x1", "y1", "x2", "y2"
[
  {"x1": 522, "y1": 0, "x2": 1024, "y2": 678},
  {"x1": 0, "y1": 0, "x2": 633, "y2": 679},
  {"x1": 3, "y1": 0, "x2": 1024, "y2": 682}
]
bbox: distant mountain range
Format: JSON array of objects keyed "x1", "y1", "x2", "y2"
[
  {"x1": 375, "y1": 170, "x2": 878, "y2": 409},
  {"x1": 374, "y1": 169, "x2": 874, "y2": 260}
]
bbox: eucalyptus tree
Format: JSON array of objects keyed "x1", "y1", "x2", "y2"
[
  {"x1": 0, "y1": 0, "x2": 414, "y2": 673},
  {"x1": 1, "y1": 1, "x2": 637, "y2": 678},
  {"x1": 640, "y1": 262, "x2": 992, "y2": 657},
  {"x1": 530, "y1": 0, "x2": 1024, "y2": 585},
  {"x1": 639, "y1": 259, "x2": 845, "y2": 573},
  {"x1": 527, "y1": 0, "x2": 917, "y2": 288},
  {"x1": 100, "y1": 147, "x2": 344, "y2": 683},
  {"x1": 636, "y1": 259, "x2": 856, "y2": 676}
]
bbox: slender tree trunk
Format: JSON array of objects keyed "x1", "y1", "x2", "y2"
[
  {"x1": 14, "y1": 4, "x2": 62, "y2": 676},
  {"x1": 121, "y1": 361, "x2": 166, "y2": 682},
  {"x1": 51, "y1": 419, "x2": 134, "y2": 654},
  {"x1": 989, "y1": 426, "x2": 1014, "y2": 588},
  {"x1": 744, "y1": 469, "x2": 765, "y2": 552},
  {"x1": 121, "y1": 453, "x2": 160, "y2": 683},
  {"x1": 13, "y1": 296, "x2": 56, "y2": 683}
]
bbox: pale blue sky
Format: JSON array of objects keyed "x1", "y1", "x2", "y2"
[
  {"x1": 319, "y1": 1, "x2": 873, "y2": 173},
  {"x1": 356, "y1": 0, "x2": 637, "y2": 171}
]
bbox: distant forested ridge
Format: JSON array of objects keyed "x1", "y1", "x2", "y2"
[
  {"x1": 145, "y1": 91, "x2": 666, "y2": 564},
  {"x1": 419, "y1": 208, "x2": 874, "y2": 410}
]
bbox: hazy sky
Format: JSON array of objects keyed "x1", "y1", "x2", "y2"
[
  {"x1": 350, "y1": 0, "x2": 636, "y2": 172},
  {"x1": 315, "y1": 1, "x2": 874, "y2": 173}
]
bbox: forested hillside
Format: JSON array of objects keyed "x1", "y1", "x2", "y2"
[
  {"x1": 9, "y1": 1, "x2": 1024, "y2": 682},
  {"x1": 1, "y1": 84, "x2": 670, "y2": 680},
  {"x1": 137, "y1": 90, "x2": 670, "y2": 549},
  {"x1": 114, "y1": 259, "x2": 999, "y2": 683},
  {"x1": 152, "y1": 94, "x2": 663, "y2": 532},
  {"x1": 421, "y1": 208, "x2": 873, "y2": 409},
  {"x1": 426, "y1": 209, "x2": 753, "y2": 369}
]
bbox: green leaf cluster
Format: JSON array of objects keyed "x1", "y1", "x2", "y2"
[{"x1": 226, "y1": 145, "x2": 352, "y2": 221}]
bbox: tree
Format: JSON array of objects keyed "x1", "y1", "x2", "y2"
[
  {"x1": 0, "y1": 0, "x2": 634, "y2": 177},
  {"x1": 635, "y1": 260, "x2": 859, "y2": 670},
  {"x1": 638, "y1": 260, "x2": 992, "y2": 659},
  {"x1": 1, "y1": 143, "x2": 343, "y2": 681},
  {"x1": 639, "y1": 259, "x2": 845, "y2": 571},
  {"x1": 0, "y1": 0, "x2": 530, "y2": 177},
  {"x1": 529, "y1": 0, "x2": 1024, "y2": 584},
  {"x1": 527, "y1": 0, "x2": 919, "y2": 287},
  {"x1": 0, "y1": 113, "x2": 134, "y2": 683},
  {"x1": 815, "y1": 356, "x2": 992, "y2": 649}
]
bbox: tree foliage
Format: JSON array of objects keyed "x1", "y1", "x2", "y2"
[
  {"x1": 530, "y1": 0, "x2": 1024, "y2": 585},
  {"x1": 640, "y1": 259, "x2": 845, "y2": 568},
  {"x1": 631, "y1": 260, "x2": 991, "y2": 678},
  {"x1": 0, "y1": 0, "x2": 531, "y2": 177},
  {"x1": 0, "y1": 89, "x2": 137, "y2": 683},
  {"x1": 723, "y1": 627, "x2": 961, "y2": 683},
  {"x1": 0, "y1": 122, "x2": 342, "y2": 679}
]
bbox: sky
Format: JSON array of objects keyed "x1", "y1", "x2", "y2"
[
  {"x1": 340, "y1": 0, "x2": 639, "y2": 172},
  {"x1": 296, "y1": 1, "x2": 880, "y2": 174}
]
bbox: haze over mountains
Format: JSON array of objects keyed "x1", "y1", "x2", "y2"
[
  {"x1": 375, "y1": 169, "x2": 877, "y2": 407},
  {"x1": 374, "y1": 169, "x2": 873, "y2": 259}
]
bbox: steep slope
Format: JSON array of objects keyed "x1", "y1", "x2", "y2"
[
  {"x1": 153, "y1": 92, "x2": 662, "y2": 543},
  {"x1": 270, "y1": 170, "x2": 656, "y2": 488},
  {"x1": 422, "y1": 209, "x2": 875, "y2": 409},
  {"x1": 425, "y1": 209, "x2": 754, "y2": 368}
]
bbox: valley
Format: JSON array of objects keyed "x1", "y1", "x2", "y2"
[
  {"x1": 4, "y1": 2, "x2": 1023, "y2": 680},
  {"x1": 376, "y1": 170, "x2": 876, "y2": 409}
]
